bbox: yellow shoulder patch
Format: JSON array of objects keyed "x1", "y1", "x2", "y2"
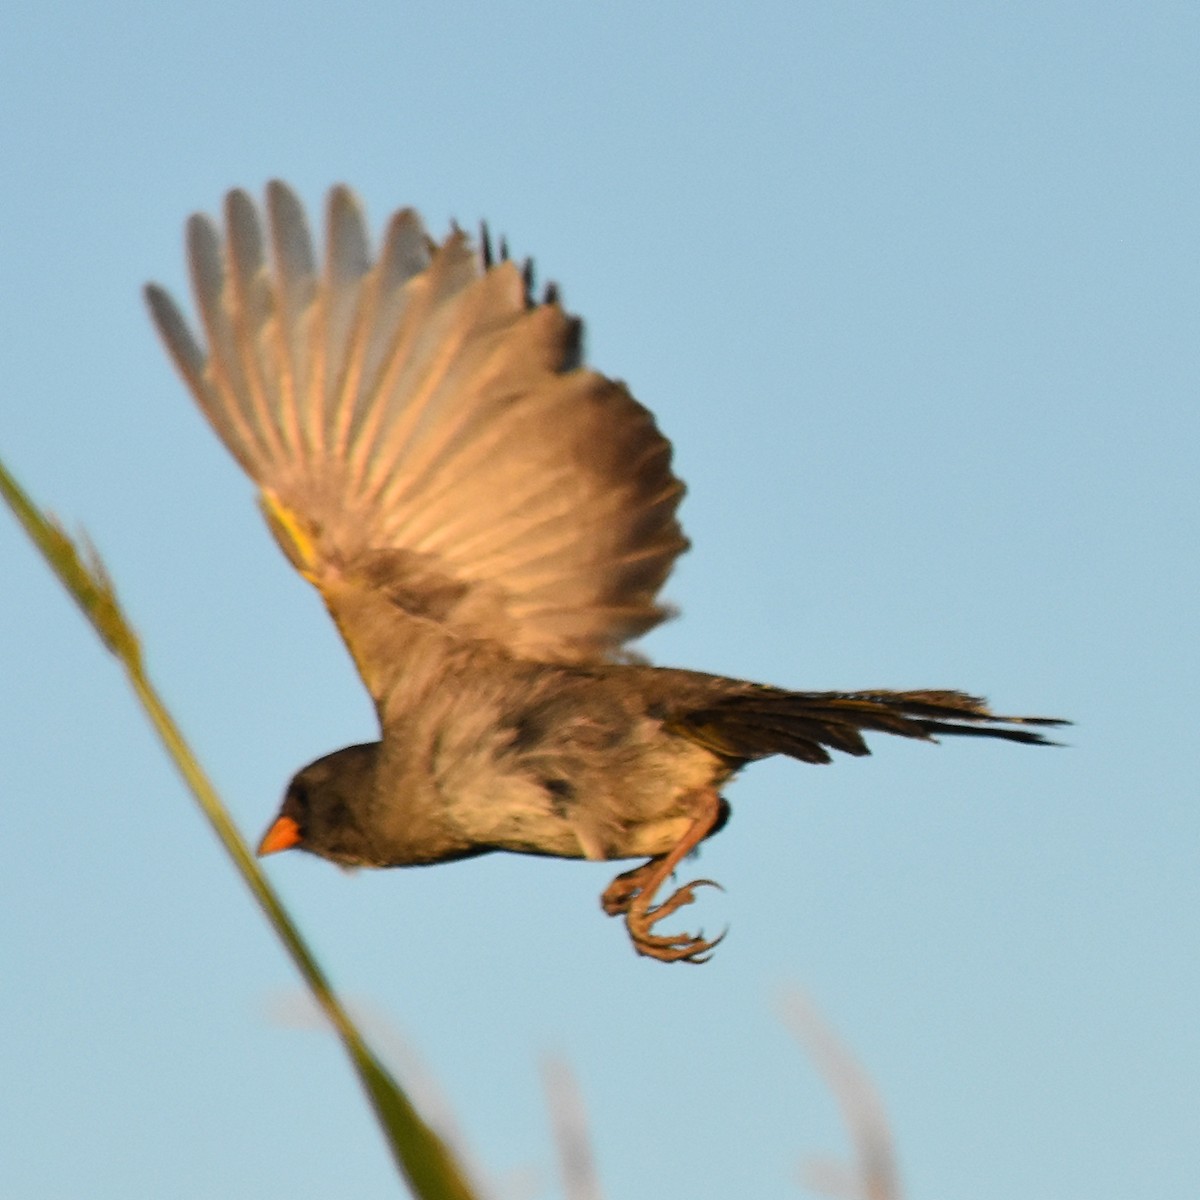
[{"x1": 259, "y1": 489, "x2": 321, "y2": 585}]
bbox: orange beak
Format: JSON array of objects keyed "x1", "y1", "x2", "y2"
[{"x1": 257, "y1": 815, "x2": 302, "y2": 856}]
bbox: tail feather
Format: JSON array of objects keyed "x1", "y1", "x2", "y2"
[{"x1": 673, "y1": 688, "x2": 1067, "y2": 766}]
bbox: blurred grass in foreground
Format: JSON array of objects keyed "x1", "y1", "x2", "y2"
[{"x1": 0, "y1": 456, "x2": 480, "y2": 1200}]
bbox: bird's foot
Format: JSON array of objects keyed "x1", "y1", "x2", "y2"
[
  {"x1": 600, "y1": 862, "x2": 655, "y2": 916},
  {"x1": 601, "y1": 792, "x2": 727, "y2": 962},
  {"x1": 625, "y1": 878, "x2": 726, "y2": 964}
]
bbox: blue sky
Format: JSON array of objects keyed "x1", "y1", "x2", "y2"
[{"x1": 2, "y1": 3, "x2": 1196, "y2": 1198}]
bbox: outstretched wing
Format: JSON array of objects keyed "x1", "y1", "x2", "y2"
[{"x1": 146, "y1": 182, "x2": 688, "y2": 698}]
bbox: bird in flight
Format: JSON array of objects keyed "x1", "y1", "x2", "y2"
[{"x1": 146, "y1": 182, "x2": 1064, "y2": 962}]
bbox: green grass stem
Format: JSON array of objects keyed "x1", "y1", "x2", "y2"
[{"x1": 1, "y1": 457, "x2": 480, "y2": 1200}]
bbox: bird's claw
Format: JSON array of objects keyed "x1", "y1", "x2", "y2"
[
  {"x1": 601, "y1": 869, "x2": 724, "y2": 918},
  {"x1": 600, "y1": 868, "x2": 646, "y2": 917},
  {"x1": 625, "y1": 878, "x2": 726, "y2": 964}
]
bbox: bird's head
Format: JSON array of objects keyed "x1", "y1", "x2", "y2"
[{"x1": 257, "y1": 742, "x2": 382, "y2": 867}]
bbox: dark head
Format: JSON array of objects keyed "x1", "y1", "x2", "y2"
[{"x1": 257, "y1": 742, "x2": 383, "y2": 867}]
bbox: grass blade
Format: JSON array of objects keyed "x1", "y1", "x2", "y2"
[{"x1": 0, "y1": 456, "x2": 480, "y2": 1200}]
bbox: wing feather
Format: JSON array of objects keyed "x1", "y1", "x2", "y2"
[
  {"x1": 145, "y1": 182, "x2": 689, "y2": 690},
  {"x1": 185, "y1": 215, "x2": 276, "y2": 472}
]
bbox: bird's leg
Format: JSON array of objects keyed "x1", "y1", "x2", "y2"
[{"x1": 601, "y1": 788, "x2": 726, "y2": 963}]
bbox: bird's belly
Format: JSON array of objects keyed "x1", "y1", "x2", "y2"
[
  {"x1": 431, "y1": 705, "x2": 729, "y2": 862},
  {"x1": 478, "y1": 810, "x2": 695, "y2": 861},
  {"x1": 441, "y1": 774, "x2": 591, "y2": 858},
  {"x1": 440, "y1": 768, "x2": 702, "y2": 862}
]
